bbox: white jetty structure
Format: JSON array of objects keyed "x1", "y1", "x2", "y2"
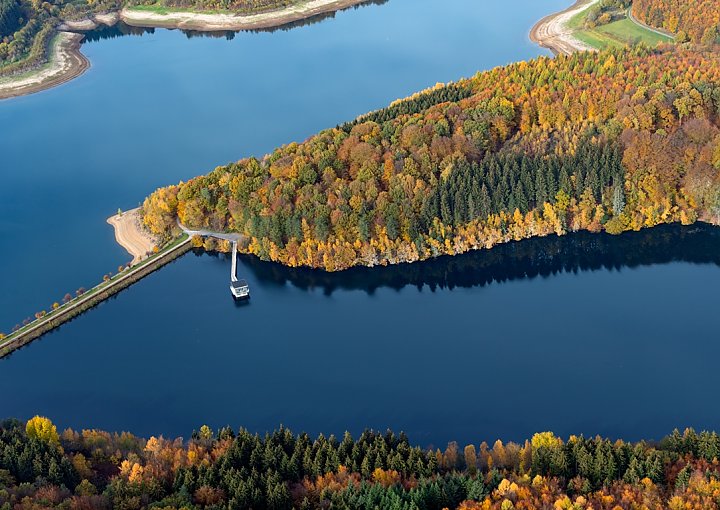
[
  {"x1": 230, "y1": 240, "x2": 250, "y2": 299},
  {"x1": 177, "y1": 222, "x2": 250, "y2": 299}
]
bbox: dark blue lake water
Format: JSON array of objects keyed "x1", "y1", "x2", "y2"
[
  {"x1": 3, "y1": 0, "x2": 718, "y2": 447},
  {"x1": 3, "y1": 224, "x2": 720, "y2": 446}
]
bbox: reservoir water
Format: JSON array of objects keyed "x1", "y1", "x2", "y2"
[
  {"x1": 3, "y1": 224, "x2": 720, "y2": 446},
  {"x1": 0, "y1": 0, "x2": 561, "y2": 326},
  {"x1": 2, "y1": 0, "x2": 719, "y2": 446}
]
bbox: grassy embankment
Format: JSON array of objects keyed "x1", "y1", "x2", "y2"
[{"x1": 566, "y1": 7, "x2": 673, "y2": 50}]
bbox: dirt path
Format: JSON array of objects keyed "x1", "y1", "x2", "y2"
[
  {"x1": 0, "y1": 32, "x2": 89, "y2": 100},
  {"x1": 529, "y1": 0, "x2": 600, "y2": 55},
  {"x1": 120, "y1": 0, "x2": 368, "y2": 31},
  {"x1": 107, "y1": 208, "x2": 159, "y2": 264}
]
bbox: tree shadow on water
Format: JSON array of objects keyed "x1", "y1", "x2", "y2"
[{"x1": 238, "y1": 223, "x2": 720, "y2": 296}]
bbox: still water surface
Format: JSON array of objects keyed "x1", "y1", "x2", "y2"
[
  {"x1": 2, "y1": 0, "x2": 717, "y2": 447},
  {"x1": 3, "y1": 225, "x2": 720, "y2": 446},
  {"x1": 0, "y1": 0, "x2": 560, "y2": 325}
]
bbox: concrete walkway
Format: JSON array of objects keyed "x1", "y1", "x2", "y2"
[{"x1": 178, "y1": 221, "x2": 244, "y2": 242}]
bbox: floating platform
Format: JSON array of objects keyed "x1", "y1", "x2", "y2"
[
  {"x1": 231, "y1": 278, "x2": 250, "y2": 299},
  {"x1": 230, "y1": 241, "x2": 250, "y2": 299}
]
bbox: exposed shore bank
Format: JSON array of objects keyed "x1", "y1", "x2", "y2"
[
  {"x1": 119, "y1": 0, "x2": 369, "y2": 31},
  {"x1": 57, "y1": 12, "x2": 120, "y2": 31},
  {"x1": 107, "y1": 208, "x2": 159, "y2": 264},
  {"x1": 529, "y1": 0, "x2": 599, "y2": 55},
  {"x1": 0, "y1": 0, "x2": 370, "y2": 100},
  {"x1": 0, "y1": 32, "x2": 89, "y2": 100}
]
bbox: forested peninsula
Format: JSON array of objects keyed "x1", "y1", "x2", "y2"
[
  {"x1": 3, "y1": 417, "x2": 720, "y2": 509},
  {"x1": 142, "y1": 2, "x2": 720, "y2": 270}
]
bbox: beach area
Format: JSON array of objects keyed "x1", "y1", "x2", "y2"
[
  {"x1": 107, "y1": 208, "x2": 159, "y2": 265},
  {"x1": 529, "y1": 0, "x2": 599, "y2": 55}
]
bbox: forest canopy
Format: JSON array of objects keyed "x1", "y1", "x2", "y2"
[
  {"x1": 632, "y1": 0, "x2": 720, "y2": 44},
  {"x1": 0, "y1": 0, "x2": 23, "y2": 39},
  {"x1": 2, "y1": 418, "x2": 720, "y2": 510}
]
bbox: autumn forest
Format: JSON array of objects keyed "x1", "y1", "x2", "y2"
[
  {"x1": 4, "y1": 0, "x2": 720, "y2": 509},
  {"x1": 631, "y1": 0, "x2": 720, "y2": 44},
  {"x1": 3, "y1": 417, "x2": 720, "y2": 510}
]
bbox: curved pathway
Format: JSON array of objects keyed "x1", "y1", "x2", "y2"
[{"x1": 626, "y1": 7, "x2": 674, "y2": 40}]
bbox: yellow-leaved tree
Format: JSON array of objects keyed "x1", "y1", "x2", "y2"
[
  {"x1": 26, "y1": 416, "x2": 59, "y2": 445},
  {"x1": 531, "y1": 431, "x2": 563, "y2": 450}
]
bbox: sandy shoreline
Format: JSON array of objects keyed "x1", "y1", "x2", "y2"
[
  {"x1": 529, "y1": 0, "x2": 599, "y2": 55},
  {"x1": 0, "y1": 32, "x2": 89, "y2": 100},
  {"x1": 107, "y1": 208, "x2": 159, "y2": 265},
  {"x1": 119, "y1": 0, "x2": 369, "y2": 31},
  {"x1": 57, "y1": 12, "x2": 120, "y2": 31}
]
